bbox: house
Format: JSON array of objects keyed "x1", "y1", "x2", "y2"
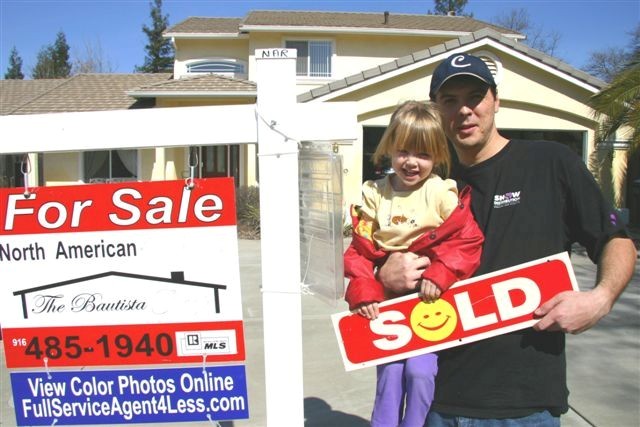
[{"x1": 1, "y1": 10, "x2": 636, "y2": 223}]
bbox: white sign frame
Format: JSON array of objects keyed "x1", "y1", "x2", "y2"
[{"x1": 0, "y1": 49, "x2": 359, "y2": 427}]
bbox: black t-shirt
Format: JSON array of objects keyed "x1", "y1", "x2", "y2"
[{"x1": 432, "y1": 139, "x2": 627, "y2": 418}]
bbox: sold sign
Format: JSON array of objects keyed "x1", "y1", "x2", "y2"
[{"x1": 332, "y1": 252, "x2": 579, "y2": 371}]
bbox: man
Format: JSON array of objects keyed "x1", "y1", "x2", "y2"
[{"x1": 378, "y1": 53, "x2": 637, "y2": 426}]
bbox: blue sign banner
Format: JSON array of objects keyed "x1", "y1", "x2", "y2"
[{"x1": 10, "y1": 365, "x2": 248, "y2": 425}]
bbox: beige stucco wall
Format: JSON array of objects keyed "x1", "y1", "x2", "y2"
[
  {"x1": 43, "y1": 152, "x2": 80, "y2": 186},
  {"x1": 244, "y1": 32, "x2": 451, "y2": 94},
  {"x1": 43, "y1": 148, "x2": 165, "y2": 186},
  {"x1": 173, "y1": 38, "x2": 249, "y2": 79}
]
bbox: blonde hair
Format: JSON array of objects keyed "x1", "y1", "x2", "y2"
[{"x1": 373, "y1": 100, "x2": 450, "y2": 177}]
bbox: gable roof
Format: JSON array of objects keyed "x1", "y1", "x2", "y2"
[
  {"x1": 127, "y1": 73, "x2": 256, "y2": 98},
  {"x1": 1, "y1": 73, "x2": 172, "y2": 115},
  {"x1": 165, "y1": 17, "x2": 244, "y2": 36},
  {"x1": 298, "y1": 28, "x2": 606, "y2": 103},
  {"x1": 166, "y1": 10, "x2": 522, "y2": 39},
  {"x1": 241, "y1": 10, "x2": 520, "y2": 36}
]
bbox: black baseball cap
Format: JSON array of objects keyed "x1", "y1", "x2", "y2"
[{"x1": 429, "y1": 53, "x2": 496, "y2": 99}]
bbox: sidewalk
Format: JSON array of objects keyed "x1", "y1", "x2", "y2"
[{"x1": 1, "y1": 239, "x2": 638, "y2": 426}]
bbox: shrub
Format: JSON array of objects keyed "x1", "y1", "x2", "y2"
[{"x1": 236, "y1": 186, "x2": 261, "y2": 239}]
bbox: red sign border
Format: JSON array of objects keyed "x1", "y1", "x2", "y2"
[{"x1": 332, "y1": 252, "x2": 579, "y2": 371}]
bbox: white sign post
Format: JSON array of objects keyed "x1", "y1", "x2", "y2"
[{"x1": 255, "y1": 48, "x2": 304, "y2": 426}]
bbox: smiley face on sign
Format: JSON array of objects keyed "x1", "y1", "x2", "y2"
[{"x1": 409, "y1": 300, "x2": 458, "y2": 342}]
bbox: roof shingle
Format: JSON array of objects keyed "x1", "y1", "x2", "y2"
[
  {"x1": 1, "y1": 74, "x2": 172, "y2": 115},
  {"x1": 242, "y1": 10, "x2": 518, "y2": 35},
  {"x1": 165, "y1": 10, "x2": 521, "y2": 37},
  {"x1": 166, "y1": 17, "x2": 243, "y2": 34},
  {"x1": 0, "y1": 79, "x2": 65, "y2": 115}
]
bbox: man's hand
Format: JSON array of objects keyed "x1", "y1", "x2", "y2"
[
  {"x1": 533, "y1": 287, "x2": 613, "y2": 334},
  {"x1": 535, "y1": 237, "x2": 636, "y2": 334},
  {"x1": 377, "y1": 252, "x2": 430, "y2": 294}
]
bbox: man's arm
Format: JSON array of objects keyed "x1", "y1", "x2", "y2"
[{"x1": 534, "y1": 237, "x2": 637, "y2": 334}]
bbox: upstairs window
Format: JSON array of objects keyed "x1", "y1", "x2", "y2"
[
  {"x1": 285, "y1": 40, "x2": 332, "y2": 78},
  {"x1": 186, "y1": 60, "x2": 246, "y2": 75},
  {"x1": 84, "y1": 150, "x2": 137, "y2": 183}
]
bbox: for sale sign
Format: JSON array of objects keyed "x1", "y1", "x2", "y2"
[
  {"x1": 1, "y1": 178, "x2": 248, "y2": 425},
  {"x1": 333, "y1": 252, "x2": 579, "y2": 371},
  {"x1": 1, "y1": 179, "x2": 243, "y2": 328}
]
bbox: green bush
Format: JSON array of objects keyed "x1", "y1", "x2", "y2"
[{"x1": 236, "y1": 186, "x2": 261, "y2": 239}]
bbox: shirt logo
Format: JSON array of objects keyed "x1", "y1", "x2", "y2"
[
  {"x1": 451, "y1": 55, "x2": 471, "y2": 68},
  {"x1": 494, "y1": 191, "x2": 521, "y2": 209}
]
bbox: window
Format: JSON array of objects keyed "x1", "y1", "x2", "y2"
[
  {"x1": 472, "y1": 50, "x2": 502, "y2": 85},
  {"x1": 0, "y1": 153, "x2": 43, "y2": 188},
  {"x1": 186, "y1": 60, "x2": 245, "y2": 75},
  {"x1": 285, "y1": 40, "x2": 332, "y2": 77},
  {"x1": 499, "y1": 129, "x2": 585, "y2": 159},
  {"x1": 84, "y1": 150, "x2": 137, "y2": 183}
]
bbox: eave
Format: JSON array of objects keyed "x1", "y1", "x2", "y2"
[{"x1": 126, "y1": 90, "x2": 257, "y2": 99}]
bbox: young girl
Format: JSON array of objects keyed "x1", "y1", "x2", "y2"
[{"x1": 343, "y1": 100, "x2": 483, "y2": 427}]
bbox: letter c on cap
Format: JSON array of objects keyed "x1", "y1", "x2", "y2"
[{"x1": 451, "y1": 55, "x2": 471, "y2": 68}]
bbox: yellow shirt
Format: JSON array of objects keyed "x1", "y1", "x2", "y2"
[{"x1": 355, "y1": 174, "x2": 458, "y2": 251}]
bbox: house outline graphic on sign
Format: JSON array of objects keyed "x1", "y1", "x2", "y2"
[{"x1": 13, "y1": 271, "x2": 226, "y2": 319}]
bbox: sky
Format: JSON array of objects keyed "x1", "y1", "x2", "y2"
[{"x1": 0, "y1": 0, "x2": 638, "y2": 78}]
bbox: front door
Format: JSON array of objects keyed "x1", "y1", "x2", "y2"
[{"x1": 200, "y1": 145, "x2": 240, "y2": 185}]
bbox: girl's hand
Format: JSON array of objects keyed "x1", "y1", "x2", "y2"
[
  {"x1": 419, "y1": 279, "x2": 442, "y2": 303},
  {"x1": 356, "y1": 302, "x2": 380, "y2": 320}
]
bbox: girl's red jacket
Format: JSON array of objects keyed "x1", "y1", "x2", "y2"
[{"x1": 344, "y1": 186, "x2": 484, "y2": 310}]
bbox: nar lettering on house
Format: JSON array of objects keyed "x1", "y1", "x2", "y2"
[{"x1": 259, "y1": 48, "x2": 292, "y2": 58}]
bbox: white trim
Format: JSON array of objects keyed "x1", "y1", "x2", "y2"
[
  {"x1": 78, "y1": 151, "x2": 84, "y2": 184},
  {"x1": 164, "y1": 33, "x2": 247, "y2": 39},
  {"x1": 127, "y1": 91, "x2": 256, "y2": 98},
  {"x1": 307, "y1": 38, "x2": 602, "y2": 103},
  {"x1": 185, "y1": 57, "x2": 248, "y2": 74},
  {"x1": 242, "y1": 24, "x2": 523, "y2": 39},
  {"x1": 482, "y1": 39, "x2": 602, "y2": 93}
]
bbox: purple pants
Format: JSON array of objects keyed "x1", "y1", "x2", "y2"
[{"x1": 371, "y1": 352, "x2": 437, "y2": 427}]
